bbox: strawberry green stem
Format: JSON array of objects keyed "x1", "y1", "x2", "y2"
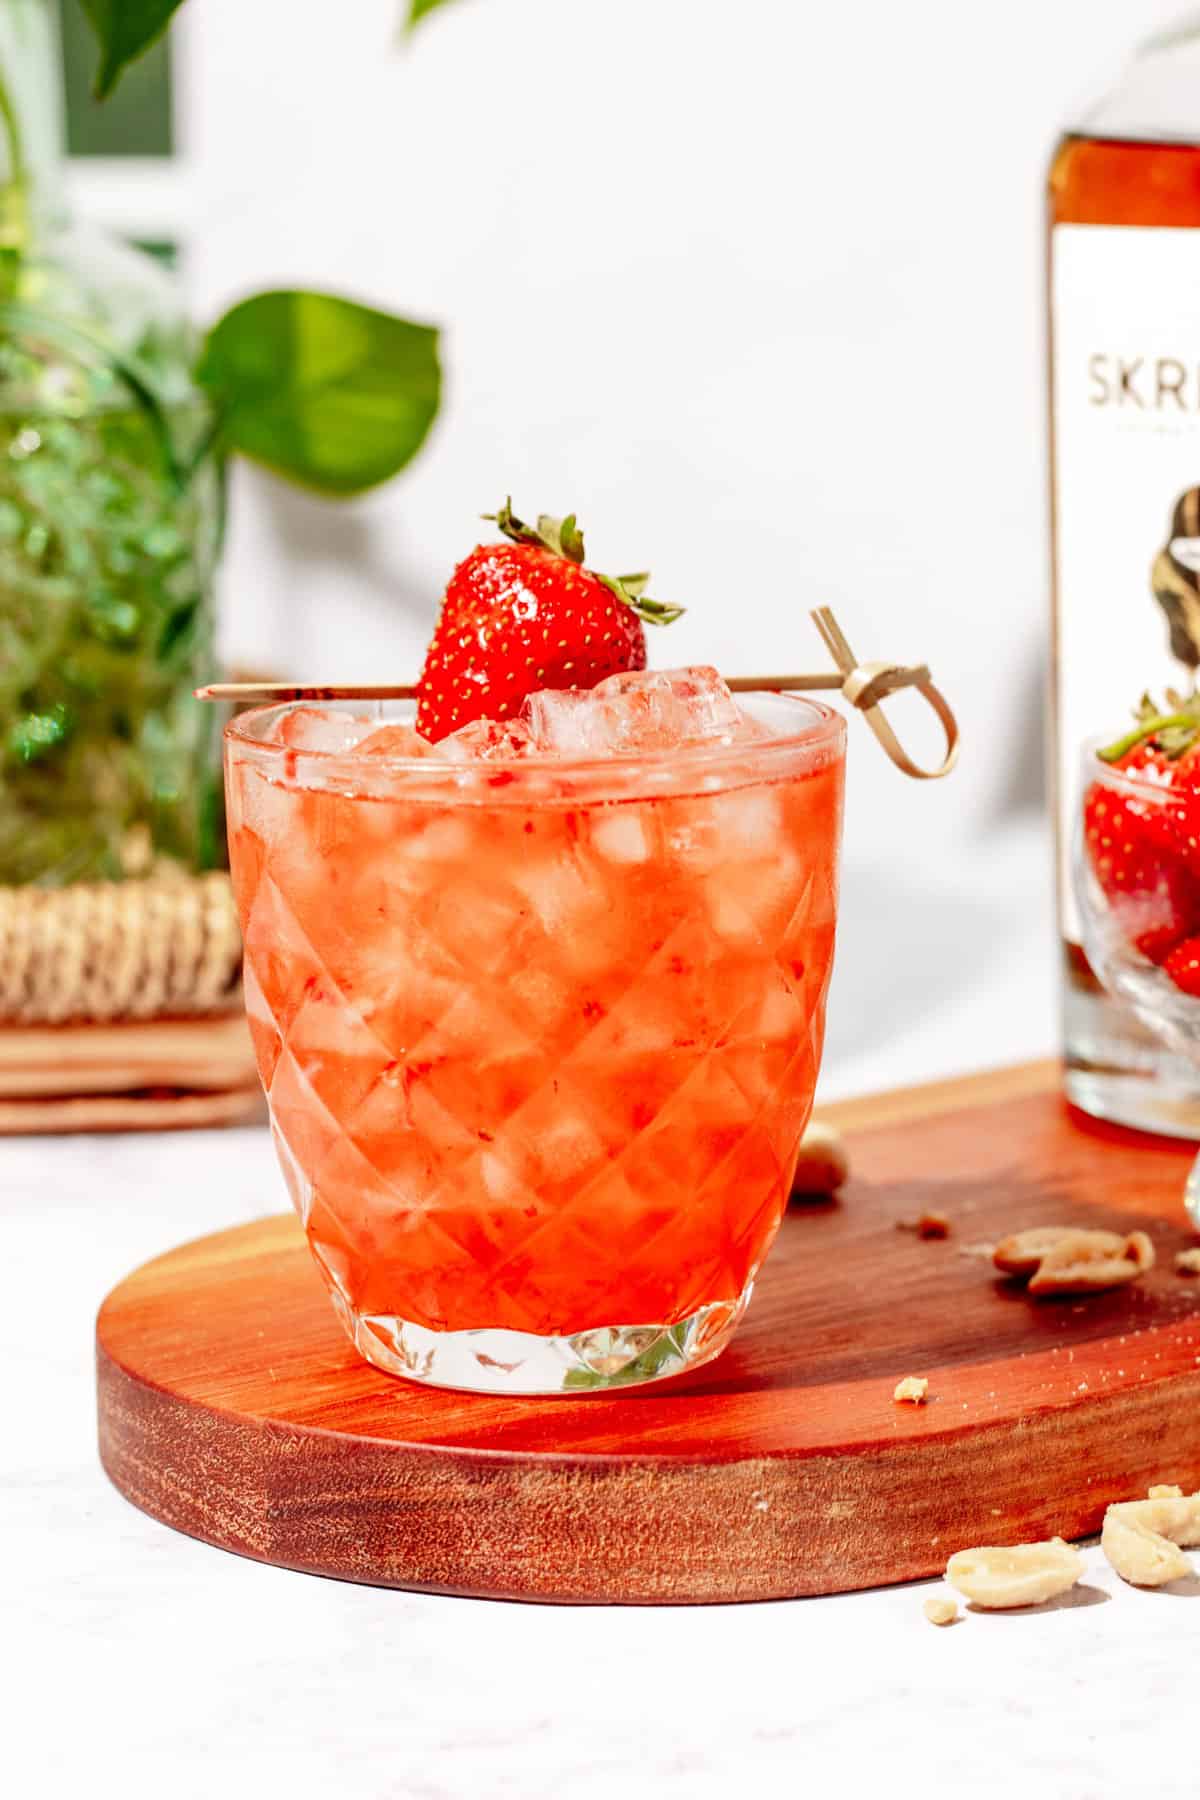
[
  {"x1": 1097, "y1": 712, "x2": 1198, "y2": 763},
  {"x1": 482, "y1": 497, "x2": 684, "y2": 626}
]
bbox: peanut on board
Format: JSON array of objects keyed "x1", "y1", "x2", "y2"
[
  {"x1": 1030, "y1": 1229, "x2": 1154, "y2": 1295},
  {"x1": 790, "y1": 1120, "x2": 848, "y2": 1197},
  {"x1": 993, "y1": 1226, "x2": 1094, "y2": 1276},
  {"x1": 898, "y1": 1210, "x2": 951, "y2": 1238},
  {"x1": 992, "y1": 1225, "x2": 1154, "y2": 1295}
]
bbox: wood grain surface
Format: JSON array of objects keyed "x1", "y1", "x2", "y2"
[{"x1": 96, "y1": 1062, "x2": 1200, "y2": 1603}]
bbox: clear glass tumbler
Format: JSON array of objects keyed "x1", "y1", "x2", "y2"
[{"x1": 225, "y1": 694, "x2": 845, "y2": 1393}]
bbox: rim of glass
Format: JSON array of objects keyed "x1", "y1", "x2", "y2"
[
  {"x1": 1081, "y1": 733, "x2": 1178, "y2": 802},
  {"x1": 225, "y1": 691, "x2": 847, "y2": 782}
]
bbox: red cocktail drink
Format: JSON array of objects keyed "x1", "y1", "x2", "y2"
[{"x1": 226, "y1": 671, "x2": 844, "y2": 1392}]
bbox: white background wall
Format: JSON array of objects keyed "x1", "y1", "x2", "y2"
[{"x1": 173, "y1": 0, "x2": 1198, "y2": 1082}]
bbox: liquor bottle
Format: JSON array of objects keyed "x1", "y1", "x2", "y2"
[{"x1": 1049, "y1": 23, "x2": 1200, "y2": 1136}]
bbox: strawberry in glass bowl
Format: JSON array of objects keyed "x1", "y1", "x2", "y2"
[{"x1": 1075, "y1": 694, "x2": 1200, "y2": 1219}]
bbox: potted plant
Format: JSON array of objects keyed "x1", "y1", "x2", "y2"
[{"x1": 0, "y1": 0, "x2": 445, "y2": 1119}]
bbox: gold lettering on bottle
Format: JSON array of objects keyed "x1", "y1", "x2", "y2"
[
  {"x1": 1087, "y1": 352, "x2": 1109, "y2": 405},
  {"x1": 1118, "y1": 357, "x2": 1145, "y2": 405},
  {"x1": 1085, "y1": 355, "x2": 1200, "y2": 410},
  {"x1": 1156, "y1": 358, "x2": 1188, "y2": 407}
]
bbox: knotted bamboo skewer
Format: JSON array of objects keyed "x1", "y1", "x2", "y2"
[{"x1": 197, "y1": 605, "x2": 959, "y2": 780}]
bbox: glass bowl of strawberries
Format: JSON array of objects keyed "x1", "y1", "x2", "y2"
[{"x1": 1076, "y1": 701, "x2": 1200, "y2": 1216}]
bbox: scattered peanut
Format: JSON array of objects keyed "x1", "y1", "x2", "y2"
[
  {"x1": 992, "y1": 1226, "x2": 1154, "y2": 1295},
  {"x1": 1031, "y1": 1229, "x2": 1154, "y2": 1295},
  {"x1": 1174, "y1": 1248, "x2": 1200, "y2": 1276},
  {"x1": 993, "y1": 1226, "x2": 1090, "y2": 1276},
  {"x1": 938, "y1": 1482, "x2": 1200, "y2": 1619},
  {"x1": 898, "y1": 1210, "x2": 951, "y2": 1239},
  {"x1": 946, "y1": 1538, "x2": 1084, "y2": 1609},
  {"x1": 1101, "y1": 1491, "x2": 1200, "y2": 1587},
  {"x1": 893, "y1": 1376, "x2": 929, "y2": 1404},
  {"x1": 790, "y1": 1120, "x2": 848, "y2": 1196}
]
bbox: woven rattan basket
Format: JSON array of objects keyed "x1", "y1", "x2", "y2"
[{"x1": 0, "y1": 869, "x2": 260, "y2": 1133}]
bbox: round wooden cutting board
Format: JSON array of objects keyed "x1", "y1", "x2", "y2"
[{"x1": 96, "y1": 1062, "x2": 1200, "y2": 1604}]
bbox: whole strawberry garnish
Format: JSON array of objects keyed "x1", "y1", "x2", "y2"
[
  {"x1": 1164, "y1": 935, "x2": 1200, "y2": 997},
  {"x1": 415, "y1": 500, "x2": 682, "y2": 741}
]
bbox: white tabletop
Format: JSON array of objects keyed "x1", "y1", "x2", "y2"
[{"x1": 9, "y1": 820, "x2": 1199, "y2": 1797}]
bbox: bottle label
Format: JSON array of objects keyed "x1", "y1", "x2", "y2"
[{"x1": 1052, "y1": 223, "x2": 1200, "y2": 935}]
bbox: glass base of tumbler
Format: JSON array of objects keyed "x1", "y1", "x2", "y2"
[
  {"x1": 1063, "y1": 945, "x2": 1200, "y2": 1142},
  {"x1": 326, "y1": 1284, "x2": 753, "y2": 1395}
]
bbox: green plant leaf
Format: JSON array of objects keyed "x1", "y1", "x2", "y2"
[
  {"x1": 406, "y1": 0, "x2": 463, "y2": 29},
  {"x1": 196, "y1": 291, "x2": 441, "y2": 497},
  {"x1": 78, "y1": 0, "x2": 188, "y2": 100}
]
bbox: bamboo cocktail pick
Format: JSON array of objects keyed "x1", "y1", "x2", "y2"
[{"x1": 196, "y1": 605, "x2": 959, "y2": 780}]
